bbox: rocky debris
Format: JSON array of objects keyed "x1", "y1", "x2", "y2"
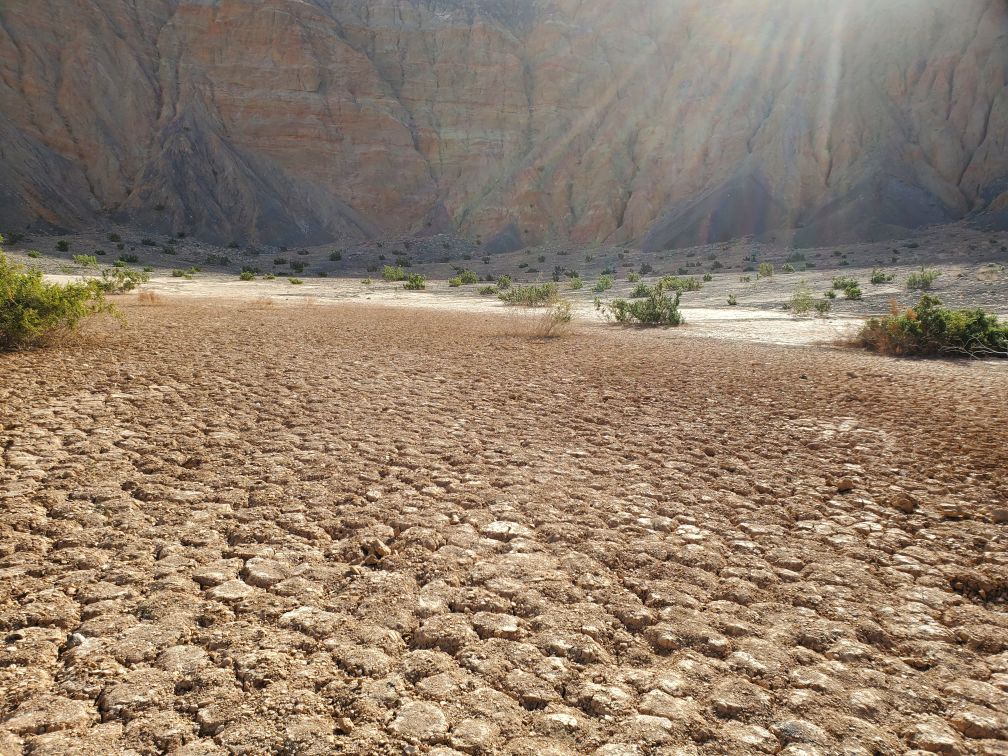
[{"x1": 389, "y1": 701, "x2": 449, "y2": 743}]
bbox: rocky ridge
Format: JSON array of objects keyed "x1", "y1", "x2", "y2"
[{"x1": 0, "y1": 0, "x2": 1006, "y2": 247}]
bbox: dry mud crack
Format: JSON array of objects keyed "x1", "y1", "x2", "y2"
[{"x1": 1, "y1": 300, "x2": 1006, "y2": 755}]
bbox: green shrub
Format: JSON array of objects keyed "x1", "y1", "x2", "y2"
[
  {"x1": 274, "y1": 257, "x2": 288, "y2": 266},
  {"x1": 499, "y1": 283, "x2": 560, "y2": 307},
  {"x1": 382, "y1": 265, "x2": 406, "y2": 282},
  {"x1": 141, "y1": 238, "x2": 156, "y2": 247},
  {"x1": 172, "y1": 267, "x2": 199, "y2": 279},
  {"x1": 658, "y1": 275, "x2": 702, "y2": 292},
  {"x1": 403, "y1": 273, "x2": 426, "y2": 290},
  {"x1": 630, "y1": 282, "x2": 652, "y2": 299},
  {"x1": 782, "y1": 263, "x2": 796, "y2": 273},
  {"x1": 56, "y1": 240, "x2": 70, "y2": 253},
  {"x1": 448, "y1": 276, "x2": 462, "y2": 287},
  {"x1": 73, "y1": 254, "x2": 98, "y2": 268},
  {"x1": 831, "y1": 276, "x2": 857, "y2": 290},
  {"x1": 727, "y1": 294, "x2": 738, "y2": 306},
  {"x1": 112, "y1": 260, "x2": 127, "y2": 268},
  {"x1": 479, "y1": 285, "x2": 499, "y2": 296},
  {"x1": 27, "y1": 251, "x2": 40, "y2": 259},
  {"x1": 568, "y1": 277, "x2": 583, "y2": 290},
  {"x1": 240, "y1": 271, "x2": 256, "y2": 281},
  {"x1": 329, "y1": 251, "x2": 342, "y2": 262},
  {"x1": 907, "y1": 267, "x2": 940, "y2": 291},
  {"x1": 459, "y1": 270, "x2": 479, "y2": 285},
  {"x1": 1, "y1": 252, "x2": 116, "y2": 350},
  {"x1": 263, "y1": 273, "x2": 276, "y2": 281},
  {"x1": 604, "y1": 280, "x2": 683, "y2": 326},
  {"x1": 789, "y1": 283, "x2": 815, "y2": 315},
  {"x1": 289, "y1": 277, "x2": 304, "y2": 285},
  {"x1": 108, "y1": 233, "x2": 122, "y2": 243},
  {"x1": 825, "y1": 289, "x2": 837, "y2": 299},
  {"x1": 96, "y1": 268, "x2": 149, "y2": 294},
  {"x1": 362, "y1": 278, "x2": 373, "y2": 285},
  {"x1": 627, "y1": 272, "x2": 641, "y2": 283},
  {"x1": 593, "y1": 274, "x2": 614, "y2": 293},
  {"x1": 870, "y1": 268, "x2": 895, "y2": 285},
  {"x1": 534, "y1": 300, "x2": 573, "y2": 338},
  {"x1": 858, "y1": 296, "x2": 1007, "y2": 358},
  {"x1": 119, "y1": 254, "x2": 140, "y2": 264},
  {"x1": 814, "y1": 299, "x2": 832, "y2": 317},
  {"x1": 843, "y1": 283, "x2": 862, "y2": 300},
  {"x1": 703, "y1": 273, "x2": 713, "y2": 282},
  {"x1": 758, "y1": 262, "x2": 774, "y2": 279},
  {"x1": 496, "y1": 275, "x2": 512, "y2": 290}
]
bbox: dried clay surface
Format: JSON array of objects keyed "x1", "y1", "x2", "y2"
[{"x1": 1, "y1": 300, "x2": 1006, "y2": 755}]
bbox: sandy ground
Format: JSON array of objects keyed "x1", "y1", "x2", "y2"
[{"x1": 1, "y1": 298, "x2": 1007, "y2": 755}]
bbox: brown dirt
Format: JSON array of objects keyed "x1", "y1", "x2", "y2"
[{"x1": 1, "y1": 299, "x2": 1007, "y2": 755}]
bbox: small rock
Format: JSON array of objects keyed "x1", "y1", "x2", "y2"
[
  {"x1": 890, "y1": 492, "x2": 917, "y2": 513},
  {"x1": 904, "y1": 716, "x2": 966, "y2": 755},
  {"x1": 389, "y1": 701, "x2": 448, "y2": 743},
  {"x1": 205, "y1": 579, "x2": 254, "y2": 603},
  {"x1": 837, "y1": 478, "x2": 855, "y2": 494}
]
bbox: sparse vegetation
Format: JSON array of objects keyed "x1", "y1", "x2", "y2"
[
  {"x1": 870, "y1": 268, "x2": 895, "y2": 285},
  {"x1": 448, "y1": 276, "x2": 462, "y2": 287},
  {"x1": 382, "y1": 265, "x2": 406, "y2": 282},
  {"x1": 362, "y1": 278, "x2": 373, "y2": 285},
  {"x1": 499, "y1": 283, "x2": 560, "y2": 307},
  {"x1": 497, "y1": 275, "x2": 512, "y2": 290},
  {"x1": 604, "y1": 279, "x2": 683, "y2": 326},
  {"x1": 782, "y1": 263, "x2": 795, "y2": 273},
  {"x1": 758, "y1": 263, "x2": 774, "y2": 279},
  {"x1": 329, "y1": 251, "x2": 342, "y2": 262},
  {"x1": 459, "y1": 270, "x2": 480, "y2": 285},
  {"x1": 728, "y1": 294, "x2": 738, "y2": 306},
  {"x1": 1, "y1": 249, "x2": 116, "y2": 350},
  {"x1": 659, "y1": 275, "x2": 702, "y2": 292},
  {"x1": 27, "y1": 251, "x2": 40, "y2": 259},
  {"x1": 119, "y1": 254, "x2": 140, "y2": 264},
  {"x1": 533, "y1": 300, "x2": 573, "y2": 338},
  {"x1": 172, "y1": 267, "x2": 199, "y2": 279},
  {"x1": 630, "y1": 283, "x2": 652, "y2": 299},
  {"x1": 56, "y1": 240, "x2": 70, "y2": 253},
  {"x1": 831, "y1": 276, "x2": 861, "y2": 300},
  {"x1": 403, "y1": 273, "x2": 426, "y2": 290},
  {"x1": 478, "y1": 285, "x2": 499, "y2": 296},
  {"x1": 240, "y1": 271, "x2": 256, "y2": 281},
  {"x1": 858, "y1": 296, "x2": 1007, "y2": 358},
  {"x1": 789, "y1": 283, "x2": 815, "y2": 315},
  {"x1": 593, "y1": 274, "x2": 614, "y2": 293},
  {"x1": 96, "y1": 268, "x2": 149, "y2": 294},
  {"x1": 70, "y1": 254, "x2": 97, "y2": 268},
  {"x1": 288, "y1": 277, "x2": 304, "y2": 285},
  {"x1": 568, "y1": 277, "x2": 583, "y2": 290},
  {"x1": 628, "y1": 272, "x2": 641, "y2": 283},
  {"x1": 906, "y1": 267, "x2": 940, "y2": 291}
]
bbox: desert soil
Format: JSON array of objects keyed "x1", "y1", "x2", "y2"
[{"x1": 1, "y1": 298, "x2": 1007, "y2": 755}]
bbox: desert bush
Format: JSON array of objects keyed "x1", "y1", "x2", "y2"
[
  {"x1": 907, "y1": 267, "x2": 940, "y2": 291},
  {"x1": 630, "y1": 282, "x2": 652, "y2": 299},
  {"x1": 533, "y1": 300, "x2": 573, "y2": 338},
  {"x1": 499, "y1": 283, "x2": 560, "y2": 307},
  {"x1": 403, "y1": 273, "x2": 426, "y2": 290},
  {"x1": 479, "y1": 285, "x2": 499, "y2": 296},
  {"x1": 289, "y1": 277, "x2": 304, "y2": 285},
  {"x1": 871, "y1": 268, "x2": 895, "y2": 285},
  {"x1": 814, "y1": 299, "x2": 832, "y2": 317},
  {"x1": 843, "y1": 283, "x2": 862, "y2": 300},
  {"x1": 604, "y1": 280, "x2": 683, "y2": 326},
  {"x1": 97, "y1": 268, "x2": 149, "y2": 294},
  {"x1": 639, "y1": 262, "x2": 654, "y2": 275},
  {"x1": 240, "y1": 271, "x2": 255, "y2": 281},
  {"x1": 27, "y1": 251, "x2": 39, "y2": 259},
  {"x1": 703, "y1": 273, "x2": 713, "y2": 282},
  {"x1": 593, "y1": 274, "x2": 614, "y2": 293},
  {"x1": 108, "y1": 233, "x2": 122, "y2": 243},
  {"x1": 172, "y1": 267, "x2": 198, "y2": 279},
  {"x1": 568, "y1": 277, "x2": 583, "y2": 290},
  {"x1": 497, "y1": 275, "x2": 513, "y2": 290},
  {"x1": 274, "y1": 257, "x2": 288, "y2": 266},
  {"x1": 73, "y1": 254, "x2": 98, "y2": 268},
  {"x1": 263, "y1": 273, "x2": 276, "y2": 281},
  {"x1": 329, "y1": 251, "x2": 342, "y2": 262},
  {"x1": 825, "y1": 289, "x2": 837, "y2": 299},
  {"x1": 789, "y1": 283, "x2": 815, "y2": 315},
  {"x1": 56, "y1": 240, "x2": 70, "y2": 252},
  {"x1": 831, "y1": 276, "x2": 857, "y2": 290},
  {"x1": 782, "y1": 263, "x2": 795, "y2": 273},
  {"x1": 448, "y1": 277, "x2": 462, "y2": 287},
  {"x1": 459, "y1": 270, "x2": 479, "y2": 285},
  {"x1": 141, "y1": 238, "x2": 156, "y2": 247},
  {"x1": 627, "y1": 272, "x2": 641, "y2": 283},
  {"x1": 1, "y1": 251, "x2": 116, "y2": 350},
  {"x1": 382, "y1": 265, "x2": 406, "y2": 282},
  {"x1": 659, "y1": 275, "x2": 702, "y2": 292},
  {"x1": 728, "y1": 294, "x2": 738, "y2": 306},
  {"x1": 758, "y1": 262, "x2": 774, "y2": 279},
  {"x1": 858, "y1": 296, "x2": 1007, "y2": 358},
  {"x1": 362, "y1": 278, "x2": 373, "y2": 285},
  {"x1": 119, "y1": 254, "x2": 140, "y2": 264}
]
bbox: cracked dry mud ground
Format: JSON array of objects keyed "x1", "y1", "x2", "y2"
[{"x1": 1, "y1": 300, "x2": 1007, "y2": 756}]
